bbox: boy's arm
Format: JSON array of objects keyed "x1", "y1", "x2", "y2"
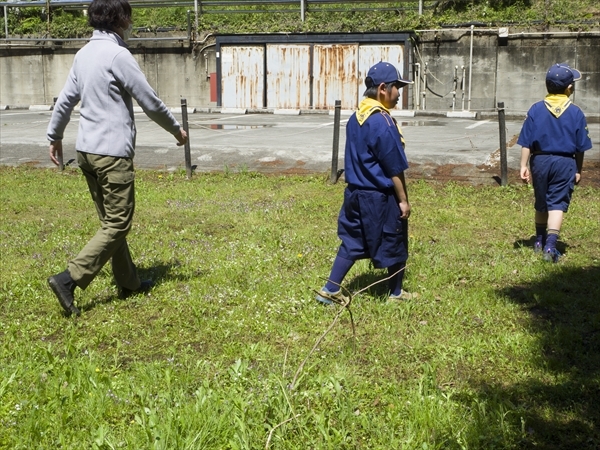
[
  {"x1": 575, "y1": 152, "x2": 584, "y2": 185},
  {"x1": 520, "y1": 147, "x2": 531, "y2": 184},
  {"x1": 392, "y1": 173, "x2": 410, "y2": 219}
]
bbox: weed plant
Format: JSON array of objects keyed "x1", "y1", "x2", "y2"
[{"x1": 0, "y1": 166, "x2": 599, "y2": 449}]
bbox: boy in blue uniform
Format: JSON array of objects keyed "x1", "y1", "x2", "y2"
[
  {"x1": 316, "y1": 61, "x2": 412, "y2": 304},
  {"x1": 518, "y1": 63, "x2": 593, "y2": 262}
]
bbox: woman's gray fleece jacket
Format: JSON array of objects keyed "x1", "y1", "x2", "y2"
[{"x1": 47, "y1": 30, "x2": 181, "y2": 158}]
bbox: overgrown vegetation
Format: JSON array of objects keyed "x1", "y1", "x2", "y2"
[
  {"x1": 1, "y1": 0, "x2": 598, "y2": 39},
  {"x1": 1, "y1": 166, "x2": 599, "y2": 448}
]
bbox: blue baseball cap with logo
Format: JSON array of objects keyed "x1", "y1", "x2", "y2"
[
  {"x1": 365, "y1": 61, "x2": 413, "y2": 88},
  {"x1": 546, "y1": 63, "x2": 582, "y2": 89}
]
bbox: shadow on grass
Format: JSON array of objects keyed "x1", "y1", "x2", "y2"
[
  {"x1": 341, "y1": 270, "x2": 394, "y2": 300},
  {"x1": 79, "y1": 260, "x2": 201, "y2": 313},
  {"x1": 513, "y1": 235, "x2": 569, "y2": 255},
  {"x1": 485, "y1": 264, "x2": 600, "y2": 449}
]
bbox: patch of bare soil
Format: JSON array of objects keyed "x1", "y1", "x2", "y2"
[{"x1": 406, "y1": 158, "x2": 600, "y2": 188}]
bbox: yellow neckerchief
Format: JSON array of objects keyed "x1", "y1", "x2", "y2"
[
  {"x1": 543, "y1": 94, "x2": 571, "y2": 118},
  {"x1": 355, "y1": 98, "x2": 405, "y2": 145}
]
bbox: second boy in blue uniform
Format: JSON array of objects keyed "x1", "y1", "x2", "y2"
[
  {"x1": 316, "y1": 61, "x2": 413, "y2": 304},
  {"x1": 518, "y1": 63, "x2": 593, "y2": 262}
]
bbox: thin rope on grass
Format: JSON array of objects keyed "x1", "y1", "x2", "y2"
[
  {"x1": 289, "y1": 264, "x2": 406, "y2": 391},
  {"x1": 265, "y1": 414, "x2": 301, "y2": 449}
]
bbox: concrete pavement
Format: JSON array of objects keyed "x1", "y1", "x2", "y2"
[{"x1": 1, "y1": 109, "x2": 598, "y2": 185}]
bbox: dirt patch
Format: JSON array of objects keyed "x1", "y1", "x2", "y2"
[{"x1": 258, "y1": 158, "x2": 284, "y2": 166}]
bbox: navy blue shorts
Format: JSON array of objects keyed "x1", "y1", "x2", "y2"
[
  {"x1": 337, "y1": 187, "x2": 408, "y2": 268},
  {"x1": 531, "y1": 154, "x2": 576, "y2": 212}
]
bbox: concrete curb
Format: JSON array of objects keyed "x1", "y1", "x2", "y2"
[
  {"x1": 170, "y1": 106, "x2": 196, "y2": 114},
  {"x1": 29, "y1": 105, "x2": 53, "y2": 111},
  {"x1": 221, "y1": 107, "x2": 247, "y2": 114},
  {"x1": 447, "y1": 111, "x2": 477, "y2": 118},
  {"x1": 274, "y1": 109, "x2": 300, "y2": 115}
]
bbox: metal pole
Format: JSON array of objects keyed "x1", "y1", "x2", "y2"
[
  {"x1": 461, "y1": 65, "x2": 465, "y2": 111},
  {"x1": 498, "y1": 102, "x2": 507, "y2": 186},
  {"x1": 414, "y1": 62, "x2": 420, "y2": 110},
  {"x1": 330, "y1": 100, "x2": 341, "y2": 184},
  {"x1": 452, "y1": 65, "x2": 457, "y2": 111},
  {"x1": 422, "y1": 62, "x2": 427, "y2": 110},
  {"x1": 419, "y1": 0, "x2": 423, "y2": 15},
  {"x1": 194, "y1": 0, "x2": 199, "y2": 33},
  {"x1": 468, "y1": 24, "x2": 474, "y2": 111},
  {"x1": 300, "y1": 0, "x2": 305, "y2": 22},
  {"x1": 186, "y1": 10, "x2": 191, "y2": 43},
  {"x1": 181, "y1": 98, "x2": 192, "y2": 179},
  {"x1": 4, "y1": 6, "x2": 8, "y2": 39}
]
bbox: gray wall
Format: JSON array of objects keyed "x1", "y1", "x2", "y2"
[
  {"x1": 1, "y1": 31, "x2": 598, "y2": 115},
  {"x1": 0, "y1": 43, "x2": 218, "y2": 108},
  {"x1": 414, "y1": 29, "x2": 599, "y2": 115}
]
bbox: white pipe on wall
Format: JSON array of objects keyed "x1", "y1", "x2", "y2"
[{"x1": 468, "y1": 24, "x2": 474, "y2": 111}]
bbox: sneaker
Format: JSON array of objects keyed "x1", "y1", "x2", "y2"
[
  {"x1": 48, "y1": 270, "x2": 80, "y2": 316},
  {"x1": 534, "y1": 241, "x2": 543, "y2": 253},
  {"x1": 315, "y1": 286, "x2": 347, "y2": 305},
  {"x1": 119, "y1": 279, "x2": 154, "y2": 299},
  {"x1": 389, "y1": 291, "x2": 418, "y2": 301},
  {"x1": 543, "y1": 248, "x2": 561, "y2": 263}
]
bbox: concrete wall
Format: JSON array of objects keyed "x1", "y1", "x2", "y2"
[
  {"x1": 1, "y1": 31, "x2": 598, "y2": 116},
  {"x1": 0, "y1": 43, "x2": 217, "y2": 108},
  {"x1": 414, "y1": 29, "x2": 600, "y2": 115}
]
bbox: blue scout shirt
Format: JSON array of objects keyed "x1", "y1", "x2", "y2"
[
  {"x1": 344, "y1": 98, "x2": 409, "y2": 190},
  {"x1": 517, "y1": 95, "x2": 592, "y2": 155}
]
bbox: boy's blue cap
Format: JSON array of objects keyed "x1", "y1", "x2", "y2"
[
  {"x1": 365, "y1": 61, "x2": 413, "y2": 88},
  {"x1": 546, "y1": 63, "x2": 582, "y2": 89}
]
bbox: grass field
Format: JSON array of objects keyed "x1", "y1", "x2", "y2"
[{"x1": 1, "y1": 165, "x2": 599, "y2": 449}]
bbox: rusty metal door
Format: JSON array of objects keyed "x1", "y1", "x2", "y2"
[
  {"x1": 221, "y1": 46, "x2": 264, "y2": 109},
  {"x1": 313, "y1": 44, "x2": 359, "y2": 110},
  {"x1": 266, "y1": 44, "x2": 311, "y2": 109},
  {"x1": 358, "y1": 45, "x2": 407, "y2": 109}
]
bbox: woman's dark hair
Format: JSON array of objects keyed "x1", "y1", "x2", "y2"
[{"x1": 88, "y1": 0, "x2": 132, "y2": 30}]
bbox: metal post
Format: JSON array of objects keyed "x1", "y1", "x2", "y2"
[
  {"x1": 498, "y1": 102, "x2": 507, "y2": 186},
  {"x1": 452, "y1": 65, "x2": 457, "y2": 111},
  {"x1": 330, "y1": 100, "x2": 341, "y2": 184},
  {"x1": 422, "y1": 62, "x2": 427, "y2": 110},
  {"x1": 300, "y1": 0, "x2": 305, "y2": 22},
  {"x1": 181, "y1": 98, "x2": 192, "y2": 179},
  {"x1": 419, "y1": 0, "x2": 423, "y2": 15},
  {"x1": 186, "y1": 10, "x2": 191, "y2": 43},
  {"x1": 468, "y1": 24, "x2": 474, "y2": 111},
  {"x1": 461, "y1": 65, "x2": 465, "y2": 111},
  {"x1": 414, "y1": 62, "x2": 420, "y2": 110},
  {"x1": 4, "y1": 6, "x2": 8, "y2": 38},
  {"x1": 194, "y1": 0, "x2": 199, "y2": 33}
]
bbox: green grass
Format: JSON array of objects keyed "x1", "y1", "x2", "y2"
[{"x1": 1, "y1": 166, "x2": 599, "y2": 449}]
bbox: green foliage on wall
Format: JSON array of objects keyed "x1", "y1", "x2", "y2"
[{"x1": 0, "y1": 0, "x2": 598, "y2": 39}]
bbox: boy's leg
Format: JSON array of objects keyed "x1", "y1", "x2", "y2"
[
  {"x1": 544, "y1": 210, "x2": 564, "y2": 251},
  {"x1": 324, "y1": 254, "x2": 355, "y2": 292},
  {"x1": 316, "y1": 253, "x2": 355, "y2": 305},
  {"x1": 534, "y1": 211, "x2": 548, "y2": 252},
  {"x1": 387, "y1": 262, "x2": 406, "y2": 296}
]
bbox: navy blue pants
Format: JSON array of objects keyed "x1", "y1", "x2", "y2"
[
  {"x1": 531, "y1": 154, "x2": 576, "y2": 212},
  {"x1": 337, "y1": 187, "x2": 408, "y2": 268}
]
